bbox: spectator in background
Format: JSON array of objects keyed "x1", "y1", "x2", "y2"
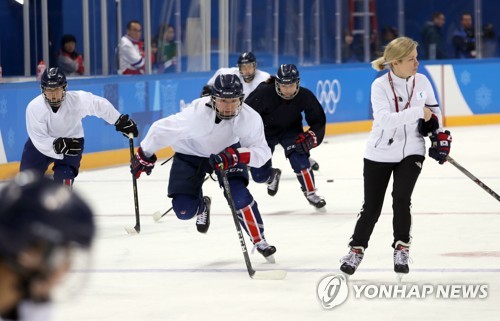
[
  {"x1": 452, "y1": 13, "x2": 476, "y2": 58},
  {"x1": 56, "y1": 34, "x2": 84, "y2": 76},
  {"x1": 342, "y1": 30, "x2": 362, "y2": 63},
  {"x1": 155, "y1": 24, "x2": 177, "y2": 73},
  {"x1": 118, "y1": 20, "x2": 145, "y2": 75},
  {"x1": 421, "y1": 12, "x2": 447, "y2": 60},
  {"x1": 482, "y1": 23, "x2": 497, "y2": 58}
]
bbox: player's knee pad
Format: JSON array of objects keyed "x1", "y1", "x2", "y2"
[
  {"x1": 226, "y1": 178, "x2": 253, "y2": 210},
  {"x1": 250, "y1": 166, "x2": 272, "y2": 183},
  {"x1": 172, "y1": 194, "x2": 201, "y2": 220},
  {"x1": 288, "y1": 152, "x2": 311, "y2": 172}
]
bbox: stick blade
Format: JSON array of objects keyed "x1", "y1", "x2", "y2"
[
  {"x1": 152, "y1": 211, "x2": 163, "y2": 222},
  {"x1": 251, "y1": 269, "x2": 287, "y2": 280},
  {"x1": 124, "y1": 226, "x2": 140, "y2": 235}
]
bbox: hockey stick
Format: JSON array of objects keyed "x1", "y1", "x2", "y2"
[
  {"x1": 160, "y1": 155, "x2": 173, "y2": 166},
  {"x1": 153, "y1": 175, "x2": 211, "y2": 222},
  {"x1": 219, "y1": 168, "x2": 287, "y2": 280},
  {"x1": 125, "y1": 133, "x2": 141, "y2": 234},
  {"x1": 446, "y1": 155, "x2": 500, "y2": 202}
]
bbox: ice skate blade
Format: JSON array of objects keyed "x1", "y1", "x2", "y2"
[
  {"x1": 396, "y1": 273, "x2": 407, "y2": 283},
  {"x1": 264, "y1": 254, "x2": 276, "y2": 264},
  {"x1": 314, "y1": 206, "x2": 327, "y2": 213},
  {"x1": 251, "y1": 269, "x2": 287, "y2": 280}
]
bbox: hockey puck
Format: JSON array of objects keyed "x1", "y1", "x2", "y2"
[{"x1": 327, "y1": 179, "x2": 334, "y2": 183}]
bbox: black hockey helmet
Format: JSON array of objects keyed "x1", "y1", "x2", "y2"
[
  {"x1": 41, "y1": 67, "x2": 67, "y2": 108},
  {"x1": 237, "y1": 52, "x2": 257, "y2": 82},
  {"x1": 211, "y1": 74, "x2": 245, "y2": 119},
  {"x1": 0, "y1": 171, "x2": 95, "y2": 269},
  {"x1": 275, "y1": 64, "x2": 300, "y2": 100}
]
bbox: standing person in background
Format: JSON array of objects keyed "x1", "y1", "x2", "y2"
[
  {"x1": 20, "y1": 67, "x2": 138, "y2": 188},
  {"x1": 56, "y1": 34, "x2": 84, "y2": 76},
  {"x1": 452, "y1": 13, "x2": 476, "y2": 58},
  {"x1": 0, "y1": 172, "x2": 95, "y2": 321},
  {"x1": 130, "y1": 74, "x2": 278, "y2": 262},
  {"x1": 421, "y1": 12, "x2": 447, "y2": 60},
  {"x1": 118, "y1": 20, "x2": 145, "y2": 75},
  {"x1": 155, "y1": 24, "x2": 177, "y2": 73},
  {"x1": 245, "y1": 64, "x2": 327, "y2": 209},
  {"x1": 339, "y1": 37, "x2": 452, "y2": 279}
]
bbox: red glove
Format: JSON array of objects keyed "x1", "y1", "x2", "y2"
[
  {"x1": 209, "y1": 147, "x2": 250, "y2": 171},
  {"x1": 295, "y1": 130, "x2": 318, "y2": 154},
  {"x1": 130, "y1": 147, "x2": 157, "y2": 178},
  {"x1": 429, "y1": 130, "x2": 452, "y2": 164}
]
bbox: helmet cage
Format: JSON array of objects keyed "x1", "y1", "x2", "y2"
[
  {"x1": 237, "y1": 52, "x2": 257, "y2": 82},
  {"x1": 275, "y1": 64, "x2": 300, "y2": 100},
  {"x1": 40, "y1": 68, "x2": 67, "y2": 108},
  {"x1": 211, "y1": 74, "x2": 245, "y2": 120}
]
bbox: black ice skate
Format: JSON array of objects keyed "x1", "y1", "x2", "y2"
[
  {"x1": 340, "y1": 246, "x2": 364, "y2": 275},
  {"x1": 393, "y1": 241, "x2": 411, "y2": 277},
  {"x1": 304, "y1": 191, "x2": 326, "y2": 209},
  {"x1": 253, "y1": 240, "x2": 277, "y2": 263},
  {"x1": 310, "y1": 158, "x2": 320, "y2": 171},
  {"x1": 267, "y1": 168, "x2": 281, "y2": 196},
  {"x1": 196, "y1": 196, "x2": 211, "y2": 233}
]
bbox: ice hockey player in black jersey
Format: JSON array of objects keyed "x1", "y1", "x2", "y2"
[{"x1": 245, "y1": 64, "x2": 327, "y2": 209}]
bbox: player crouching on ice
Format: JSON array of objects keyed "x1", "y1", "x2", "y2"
[{"x1": 130, "y1": 74, "x2": 278, "y2": 262}]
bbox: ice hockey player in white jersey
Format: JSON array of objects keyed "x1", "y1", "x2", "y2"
[
  {"x1": 202, "y1": 52, "x2": 270, "y2": 99},
  {"x1": 20, "y1": 67, "x2": 139, "y2": 187},
  {"x1": 130, "y1": 74, "x2": 278, "y2": 262},
  {"x1": 0, "y1": 172, "x2": 95, "y2": 321}
]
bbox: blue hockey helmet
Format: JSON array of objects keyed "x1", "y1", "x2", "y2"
[
  {"x1": 275, "y1": 64, "x2": 300, "y2": 100},
  {"x1": 41, "y1": 67, "x2": 67, "y2": 109},
  {"x1": 0, "y1": 172, "x2": 95, "y2": 272},
  {"x1": 237, "y1": 52, "x2": 257, "y2": 82},
  {"x1": 211, "y1": 74, "x2": 245, "y2": 119}
]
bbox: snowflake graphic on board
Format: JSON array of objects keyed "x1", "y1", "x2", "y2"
[
  {"x1": 460, "y1": 70, "x2": 471, "y2": 85},
  {"x1": 475, "y1": 85, "x2": 492, "y2": 109}
]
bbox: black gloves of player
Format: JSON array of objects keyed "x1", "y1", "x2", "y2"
[
  {"x1": 209, "y1": 147, "x2": 240, "y2": 171},
  {"x1": 115, "y1": 114, "x2": 138, "y2": 138},
  {"x1": 429, "y1": 130, "x2": 452, "y2": 164},
  {"x1": 418, "y1": 114, "x2": 439, "y2": 137},
  {"x1": 130, "y1": 147, "x2": 157, "y2": 178},
  {"x1": 294, "y1": 130, "x2": 318, "y2": 154},
  {"x1": 53, "y1": 137, "x2": 82, "y2": 156}
]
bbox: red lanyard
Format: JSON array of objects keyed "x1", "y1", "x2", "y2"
[{"x1": 387, "y1": 71, "x2": 416, "y2": 112}]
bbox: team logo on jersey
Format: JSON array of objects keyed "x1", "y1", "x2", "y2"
[{"x1": 316, "y1": 79, "x2": 341, "y2": 114}]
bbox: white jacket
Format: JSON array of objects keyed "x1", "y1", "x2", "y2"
[{"x1": 364, "y1": 70, "x2": 442, "y2": 163}]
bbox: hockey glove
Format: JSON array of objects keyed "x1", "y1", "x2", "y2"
[
  {"x1": 295, "y1": 130, "x2": 318, "y2": 154},
  {"x1": 131, "y1": 147, "x2": 157, "y2": 178},
  {"x1": 429, "y1": 130, "x2": 452, "y2": 164},
  {"x1": 417, "y1": 114, "x2": 439, "y2": 137},
  {"x1": 115, "y1": 114, "x2": 139, "y2": 138},
  {"x1": 53, "y1": 137, "x2": 82, "y2": 156},
  {"x1": 209, "y1": 147, "x2": 250, "y2": 171}
]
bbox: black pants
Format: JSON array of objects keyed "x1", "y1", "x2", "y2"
[{"x1": 349, "y1": 155, "x2": 425, "y2": 249}]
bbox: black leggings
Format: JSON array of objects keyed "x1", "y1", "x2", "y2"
[{"x1": 349, "y1": 155, "x2": 425, "y2": 249}]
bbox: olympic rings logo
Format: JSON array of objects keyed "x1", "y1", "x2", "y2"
[{"x1": 316, "y1": 79, "x2": 341, "y2": 114}]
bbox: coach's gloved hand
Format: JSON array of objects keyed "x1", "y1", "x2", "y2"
[
  {"x1": 429, "y1": 130, "x2": 452, "y2": 164},
  {"x1": 131, "y1": 147, "x2": 157, "y2": 178},
  {"x1": 418, "y1": 114, "x2": 439, "y2": 137},
  {"x1": 53, "y1": 137, "x2": 82, "y2": 156},
  {"x1": 115, "y1": 114, "x2": 139, "y2": 138},
  {"x1": 295, "y1": 130, "x2": 318, "y2": 154}
]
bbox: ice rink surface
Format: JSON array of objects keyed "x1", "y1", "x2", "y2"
[{"x1": 30, "y1": 124, "x2": 500, "y2": 320}]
